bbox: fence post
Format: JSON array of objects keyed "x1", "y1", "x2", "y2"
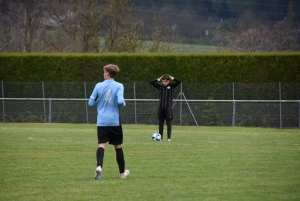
[
  {"x1": 232, "y1": 82, "x2": 235, "y2": 100},
  {"x1": 1, "y1": 81, "x2": 5, "y2": 123},
  {"x1": 42, "y1": 81, "x2": 46, "y2": 123},
  {"x1": 84, "y1": 81, "x2": 89, "y2": 123},
  {"x1": 180, "y1": 83, "x2": 183, "y2": 126},
  {"x1": 232, "y1": 82, "x2": 235, "y2": 126},
  {"x1": 134, "y1": 82, "x2": 137, "y2": 124},
  {"x1": 49, "y1": 99, "x2": 52, "y2": 123},
  {"x1": 232, "y1": 101, "x2": 236, "y2": 126},
  {"x1": 279, "y1": 82, "x2": 282, "y2": 128}
]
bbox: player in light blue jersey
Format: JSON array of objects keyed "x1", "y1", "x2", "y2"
[{"x1": 88, "y1": 64, "x2": 130, "y2": 180}]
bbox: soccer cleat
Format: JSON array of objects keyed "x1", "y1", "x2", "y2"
[
  {"x1": 95, "y1": 166, "x2": 102, "y2": 180},
  {"x1": 120, "y1": 170, "x2": 130, "y2": 179},
  {"x1": 167, "y1": 138, "x2": 171, "y2": 142}
]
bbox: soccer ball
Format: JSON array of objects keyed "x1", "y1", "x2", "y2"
[{"x1": 152, "y1": 132, "x2": 161, "y2": 141}]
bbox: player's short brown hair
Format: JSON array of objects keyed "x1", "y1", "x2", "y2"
[{"x1": 103, "y1": 64, "x2": 120, "y2": 78}]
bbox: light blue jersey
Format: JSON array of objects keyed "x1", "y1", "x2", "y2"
[{"x1": 88, "y1": 80, "x2": 125, "y2": 126}]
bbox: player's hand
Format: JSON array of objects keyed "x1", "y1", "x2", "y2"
[
  {"x1": 157, "y1": 76, "x2": 163, "y2": 82},
  {"x1": 169, "y1": 75, "x2": 174, "y2": 80}
]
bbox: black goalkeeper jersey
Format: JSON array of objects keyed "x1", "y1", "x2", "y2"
[{"x1": 150, "y1": 78, "x2": 182, "y2": 108}]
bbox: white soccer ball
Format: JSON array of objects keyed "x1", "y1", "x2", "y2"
[{"x1": 152, "y1": 132, "x2": 161, "y2": 141}]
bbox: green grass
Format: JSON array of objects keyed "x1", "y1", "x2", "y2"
[{"x1": 0, "y1": 123, "x2": 299, "y2": 201}]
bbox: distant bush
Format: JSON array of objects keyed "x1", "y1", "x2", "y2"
[{"x1": 0, "y1": 52, "x2": 299, "y2": 83}]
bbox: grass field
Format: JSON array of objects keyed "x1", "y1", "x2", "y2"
[
  {"x1": 0, "y1": 123, "x2": 299, "y2": 201},
  {"x1": 140, "y1": 40, "x2": 220, "y2": 53}
]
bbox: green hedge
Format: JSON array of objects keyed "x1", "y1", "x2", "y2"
[{"x1": 0, "y1": 52, "x2": 299, "y2": 83}]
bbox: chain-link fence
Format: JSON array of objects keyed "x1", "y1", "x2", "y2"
[{"x1": 1, "y1": 81, "x2": 300, "y2": 128}]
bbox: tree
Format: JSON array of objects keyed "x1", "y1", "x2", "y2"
[
  {"x1": 0, "y1": 1, "x2": 16, "y2": 51},
  {"x1": 0, "y1": 0, "x2": 49, "y2": 52},
  {"x1": 104, "y1": 0, "x2": 145, "y2": 52},
  {"x1": 236, "y1": 10, "x2": 263, "y2": 32},
  {"x1": 147, "y1": 14, "x2": 178, "y2": 52},
  {"x1": 220, "y1": 20, "x2": 233, "y2": 32},
  {"x1": 42, "y1": 0, "x2": 145, "y2": 53},
  {"x1": 222, "y1": 25, "x2": 299, "y2": 52},
  {"x1": 43, "y1": 0, "x2": 106, "y2": 52},
  {"x1": 220, "y1": 0, "x2": 299, "y2": 52}
]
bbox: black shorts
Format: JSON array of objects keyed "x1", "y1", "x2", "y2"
[
  {"x1": 97, "y1": 126, "x2": 123, "y2": 145},
  {"x1": 158, "y1": 107, "x2": 173, "y2": 120}
]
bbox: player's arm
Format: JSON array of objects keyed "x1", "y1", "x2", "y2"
[
  {"x1": 150, "y1": 76, "x2": 162, "y2": 88},
  {"x1": 170, "y1": 77, "x2": 182, "y2": 88},
  {"x1": 117, "y1": 85, "x2": 126, "y2": 106},
  {"x1": 88, "y1": 84, "x2": 99, "y2": 106}
]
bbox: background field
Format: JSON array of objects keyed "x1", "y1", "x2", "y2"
[
  {"x1": 105, "y1": 40, "x2": 220, "y2": 53},
  {"x1": 0, "y1": 123, "x2": 299, "y2": 201},
  {"x1": 140, "y1": 41, "x2": 220, "y2": 52}
]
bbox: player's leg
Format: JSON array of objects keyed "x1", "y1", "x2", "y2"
[
  {"x1": 95, "y1": 127, "x2": 109, "y2": 180},
  {"x1": 166, "y1": 108, "x2": 173, "y2": 141},
  {"x1": 159, "y1": 119, "x2": 164, "y2": 139},
  {"x1": 114, "y1": 144, "x2": 129, "y2": 178},
  {"x1": 96, "y1": 143, "x2": 106, "y2": 167},
  {"x1": 95, "y1": 144, "x2": 105, "y2": 180},
  {"x1": 166, "y1": 119, "x2": 172, "y2": 141},
  {"x1": 109, "y1": 126, "x2": 130, "y2": 179},
  {"x1": 114, "y1": 144, "x2": 125, "y2": 173},
  {"x1": 158, "y1": 107, "x2": 164, "y2": 139}
]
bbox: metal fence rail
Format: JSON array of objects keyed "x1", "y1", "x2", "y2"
[
  {"x1": 1, "y1": 81, "x2": 299, "y2": 128},
  {"x1": 1, "y1": 98, "x2": 299, "y2": 128}
]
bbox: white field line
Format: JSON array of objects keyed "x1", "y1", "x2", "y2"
[{"x1": 28, "y1": 137, "x2": 94, "y2": 143}]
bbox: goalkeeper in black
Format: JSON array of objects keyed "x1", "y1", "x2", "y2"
[{"x1": 150, "y1": 74, "x2": 182, "y2": 141}]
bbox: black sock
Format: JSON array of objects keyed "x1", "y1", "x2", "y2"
[
  {"x1": 115, "y1": 148, "x2": 125, "y2": 174},
  {"x1": 166, "y1": 120, "x2": 172, "y2": 139},
  {"x1": 96, "y1": 147, "x2": 105, "y2": 168},
  {"x1": 159, "y1": 119, "x2": 164, "y2": 139}
]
